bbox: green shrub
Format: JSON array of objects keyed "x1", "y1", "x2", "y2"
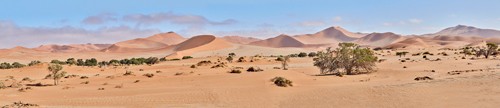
[{"x1": 298, "y1": 52, "x2": 308, "y2": 57}]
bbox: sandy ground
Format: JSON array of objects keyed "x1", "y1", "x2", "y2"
[{"x1": 1, "y1": 49, "x2": 500, "y2": 108}]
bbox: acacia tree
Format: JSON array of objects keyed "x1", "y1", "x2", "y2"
[
  {"x1": 48, "y1": 64, "x2": 66, "y2": 85},
  {"x1": 484, "y1": 43, "x2": 498, "y2": 58},
  {"x1": 281, "y1": 56, "x2": 290, "y2": 70},
  {"x1": 314, "y1": 43, "x2": 378, "y2": 75}
]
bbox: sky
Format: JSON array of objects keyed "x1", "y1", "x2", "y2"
[{"x1": 1, "y1": 0, "x2": 500, "y2": 48}]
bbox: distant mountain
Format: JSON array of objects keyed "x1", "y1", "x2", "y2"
[
  {"x1": 433, "y1": 25, "x2": 500, "y2": 37},
  {"x1": 294, "y1": 26, "x2": 363, "y2": 44},
  {"x1": 220, "y1": 36, "x2": 262, "y2": 44},
  {"x1": 249, "y1": 34, "x2": 305, "y2": 47}
]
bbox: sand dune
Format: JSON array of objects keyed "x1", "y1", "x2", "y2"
[
  {"x1": 220, "y1": 36, "x2": 262, "y2": 44},
  {"x1": 356, "y1": 32, "x2": 405, "y2": 47},
  {"x1": 249, "y1": 34, "x2": 306, "y2": 47},
  {"x1": 103, "y1": 32, "x2": 185, "y2": 52},
  {"x1": 166, "y1": 35, "x2": 233, "y2": 58},
  {"x1": 294, "y1": 26, "x2": 359, "y2": 44}
]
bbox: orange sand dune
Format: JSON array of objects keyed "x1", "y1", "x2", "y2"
[
  {"x1": 220, "y1": 36, "x2": 262, "y2": 44},
  {"x1": 166, "y1": 35, "x2": 233, "y2": 58},
  {"x1": 356, "y1": 32, "x2": 406, "y2": 47},
  {"x1": 294, "y1": 26, "x2": 359, "y2": 44},
  {"x1": 249, "y1": 34, "x2": 305, "y2": 48}
]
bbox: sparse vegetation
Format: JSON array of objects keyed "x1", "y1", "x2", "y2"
[
  {"x1": 313, "y1": 43, "x2": 378, "y2": 75},
  {"x1": 396, "y1": 51, "x2": 409, "y2": 58},
  {"x1": 47, "y1": 64, "x2": 66, "y2": 85},
  {"x1": 298, "y1": 52, "x2": 308, "y2": 57},
  {"x1": 308, "y1": 52, "x2": 317, "y2": 57},
  {"x1": 271, "y1": 77, "x2": 293, "y2": 87},
  {"x1": 182, "y1": 56, "x2": 193, "y2": 59},
  {"x1": 123, "y1": 71, "x2": 134, "y2": 76},
  {"x1": 229, "y1": 69, "x2": 242, "y2": 74},
  {"x1": 281, "y1": 56, "x2": 290, "y2": 70},
  {"x1": 246, "y1": 67, "x2": 263, "y2": 72},
  {"x1": 143, "y1": 73, "x2": 154, "y2": 78}
]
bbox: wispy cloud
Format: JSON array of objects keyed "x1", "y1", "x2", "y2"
[
  {"x1": 383, "y1": 18, "x2": 423, "y2": 26},
  {"x1": 408, "y1": 18, "x2": 423, "y2": 24},
  {"x1": 82, "y1": 13, "x2": 117, "y2": 25},
  {"x1": 333, "y1": 16, "x2": 342, "y2": 22},
  {"x1": 296, "y1": 20, "x2": 326, "y2": 27},
  {"x1": 122, "y1": 12, "x2": 237, "y2": 26},
  {"x1": 0, "y1": 20, "x2": 159, "y2": 48}
]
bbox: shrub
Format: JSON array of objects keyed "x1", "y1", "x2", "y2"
[
  {"x1": 226, "y1": 56, "x2": 234, "y2": 63},
  {"x1": 414, "y1": 76, "x2": 433, "y2": 81},
  {"x1": 98, "y1": 88, "x2": 105, "y2": 90},
  {"x1": 308, "y1": 52, "x2": 317, "y2": 57},
  {"x1": 12, "y1": 62, "x2": 26, "y2": 68},
  {"x1": 196, "y1": 60, "x2": 212, "y2": 66},
  {"x1": 182, "y1": 56, "x2": 193, "y2": 59},
  {"x1": 22, "y1": 77, "x2": 32, "y2": 82},
  {"x1": 48, "y1": 64, "x2": 66, "y2": 85},
  {"x1": 2, "y1": 101, "x2": 39, "y2": 108},
  {"x1": 0, "y1": 81, "x2": 6, "y2": 89},
  {"x1": 276, "y1": 57, "x2": 284, "y2": 61},
  {"x1": 229, "y1": 69, "x2": 242, "y2": 74},
  {"x1": 313, "y1": 43, "x2": 377, "y2": 75},
  {"x1": 190, "y1": 65, "x2": 196, "y2": 68},
  {"x1": 134, "y1": 80, "x2": 140, "y2": 83},
  {"x1": 80, "y1": 76, "x2": 89, "y2": 79},
  {"x1": 247, "y1": 67, "x2": 263, "y2": 72},
  {"x1": 211, "y1": 63, "x2": 227, "y2": 68},
  {"x1": 124, "y1": 71, "x2": 134, "y2": 76},
  {"x1": 237, "y1": 57, "x2": 246, "y2": 62},
  {"x1": 81, "y1": 81, "x2": 89, "y2": 84},
  {"x1": 28, "y1": 60, "x2": 41, "y2": 66},
  {"x1": 271, "y1": 77, "x2": 293, "y2": 87},
  {"x1": 175, "y1": 72, "x2": 184, "y2": 76},
  {"x1": 298, "y1": 52, "x2": 308, "y2": 57},
  {"x1": 143, "y1": 73, "x2": 154, "y2": 78}
]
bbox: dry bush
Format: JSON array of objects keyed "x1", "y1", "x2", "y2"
[
  {"x1": 247, "y1": 67, "x2": 263, "y2": 72},
  {"x1": 98, "y1": 88, "x2": 105, "y2": 90},
  {"x1": 414, "y1": 76, "x2": 433, "y2": 81},
  {"x1": 175, "y1": 72, "x2": 184, "y2": 76},
  {"x1": 271, "y1": 77, "x2": 293, "y2": 87},
  {"x1": 143, "y1": 73, "x2": 154, "y2": 78},
  {"x1": 80, "y1": 76, "x2": 89, "y2": 79},
  {"x1": 123, "y1": 71, "x2": 134, "y2": 76},
  {"x1": 190, "y1": 65, "x2": 196, "y2": 68},
  {"x1": 197, "y1": 60, "x2": 212, "y2": 66},
  {"x1": 229, "y1": 69, "x2": 242, "y2": 74},
  {"x1": 211, "y1": 63, "x2": 227, "y2": 68},
  {"x1": 81, "y1": 81, "x2": 89, "y2": 84},
  {"x1": 134, "y1": 80, "x2": 140, "y2": 83},
  {"x1": 18, "y1": 87, "x2": 32, "y2": 92},
  {"x1": 1, "y1": 101, "x2": 39, "y2": 108}
]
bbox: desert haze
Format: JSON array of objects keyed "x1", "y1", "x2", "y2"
[{"x1": 0, "y1": 24, "x2": 500, "y2": 108}]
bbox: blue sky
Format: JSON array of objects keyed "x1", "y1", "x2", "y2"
[{"x1": 1, "y1": 0, "x2": 500, "y2": 48}]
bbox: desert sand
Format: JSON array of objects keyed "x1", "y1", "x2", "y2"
[{"x1": 1, "y1": 25, "x2": 500, "y2": 108}]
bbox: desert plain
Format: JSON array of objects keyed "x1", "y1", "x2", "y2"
[{"x1": 0, "y1": 25, "x2": 500, "y2": 108}]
